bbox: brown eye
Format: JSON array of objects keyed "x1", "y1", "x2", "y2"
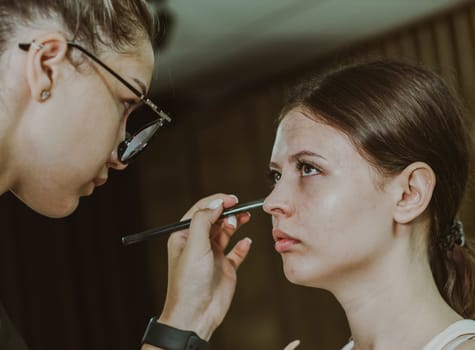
[
  {"x1": 297, "y1": 161, "x2": 320, "y2": 177},
  {"x1": 267, "y1": 169, "x2": 281, "y2": 184}
]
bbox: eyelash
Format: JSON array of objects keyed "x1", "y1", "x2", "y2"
[
  {"x1": 296, "y1": 160, "x2": 321, "y2": 177},
  {"x1": 266, "y1": 160, "x2": 322, "y2": 185},
  {"x1": 267, "y1": 169, "x2": 281, "y2": 185}
]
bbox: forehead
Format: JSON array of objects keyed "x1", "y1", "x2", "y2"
[{"x1": 272, "y1": 109, "x2": 358, "y2": 161}]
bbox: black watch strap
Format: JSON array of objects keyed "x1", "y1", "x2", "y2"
[{"x1": 141, "y1": 317, "x2": 208, "y2": 350}]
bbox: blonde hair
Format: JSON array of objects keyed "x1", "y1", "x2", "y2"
[{"x1": 0, "y1": 0, "x2": 157, "y2": 53}]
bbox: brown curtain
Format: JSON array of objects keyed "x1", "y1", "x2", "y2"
[
  {"x1": 0, "y1": 168, "x2": 156, "y2": 350},
  {"x1": 138, "y1": 1, "x2": 475, "y2": 349}
]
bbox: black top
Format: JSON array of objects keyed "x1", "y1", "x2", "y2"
[{"x1": 0, "y1": 303, "x2": 28, "y2": 350}]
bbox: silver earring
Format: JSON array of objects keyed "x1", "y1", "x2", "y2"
[
  {"x1": 31, "y1": 41, "x2": 45, "y2": 51},
  {"x1": 40, "y1": 90, "x2": 50, "y2": 101}
]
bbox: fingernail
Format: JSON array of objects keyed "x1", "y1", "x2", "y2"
[
  {"x1": 227, "y1": 215, "x2": 237, "y2": 229},
  {"x1": 207, "y1": 198, "x2": 223, "y2": 209},
  {"x1": 244, "y1": 237, "x2": 252, "y2": 244},
  {"x1": 229, "y1": 194, "x2": 239, "y2": 203},
  {"x1": 284, "y1": 340, "x2": 301, "y2": 350}
]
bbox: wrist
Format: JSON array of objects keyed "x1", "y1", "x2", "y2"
[
  {"x1": 142, "y1": 317, "x2": 208, "y2": 350},
  {"x1": 158, "y1": 311, "x2": 215, "y2": 341}
]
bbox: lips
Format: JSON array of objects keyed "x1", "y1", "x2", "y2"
[{"x1": 272, "y1": 229, "x2": 301, "y2": 253}]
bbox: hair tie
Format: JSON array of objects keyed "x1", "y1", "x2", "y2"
[{"x1": 438, "y1": 219, "x2": 465, "y2": 250}]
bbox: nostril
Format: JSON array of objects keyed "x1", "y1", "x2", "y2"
[{"x1": 107, "y1": 160, "x2": 127, "y2": 171}]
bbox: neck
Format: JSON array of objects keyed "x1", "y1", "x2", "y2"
[{"x1": 332, "y1": 238, "x2": 461, "y2": 350}]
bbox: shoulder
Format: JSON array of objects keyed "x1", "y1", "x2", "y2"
[{"x1": 455, "y1": 337, "x2": 475, "y2": 350}]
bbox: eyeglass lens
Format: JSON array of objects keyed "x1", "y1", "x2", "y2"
[
  {"x1": 119, "y1": 104, "x2": 164, "y2": 163},
  {"x1": 120, "y1": 122, "x2": 161, "y2": 162}
]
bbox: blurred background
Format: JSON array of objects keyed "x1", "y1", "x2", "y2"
[{"x1": 1, "y1": 0, "x2": 474, "y2": 349}]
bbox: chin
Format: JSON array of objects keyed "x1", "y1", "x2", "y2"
[
  {"x1": 282, "y1": 256, "x2": 324, "y2": 288},
  {"x1": 11, "y1": 189, "x2": 80, "y2": 218},
  {"x1": 37, "y1": 197, "x2": 81, "y2": 218},
  {"x1": 39, "y1": 201, "x2": 80, "y2": 218},
  {"x1": 283, "y1": 260, "x2": 308, "y2": 285},
  {"x1": 284, "y1": 269, "x2": 325, "y2": 288},
  {"x1": 284, "y1": 269, "x2": 309, "y2": 286}
]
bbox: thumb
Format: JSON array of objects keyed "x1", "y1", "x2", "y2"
[{"x1": 226, "y1": 238, "x2": 252, "y2": 270}]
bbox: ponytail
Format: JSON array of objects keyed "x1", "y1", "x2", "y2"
[{"x1": 431, "y1": 235, "x2": 475, "y2": 319}]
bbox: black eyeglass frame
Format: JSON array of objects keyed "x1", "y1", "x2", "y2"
[{"x1": 19, "y1": 40, "x2": 171, "y2": 164}]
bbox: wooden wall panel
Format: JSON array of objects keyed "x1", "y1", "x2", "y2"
[
  {"x1": 452, "y1": 11, "x2": 475, "y2": 115},
  {"x1": 398, "y1": 30, "x2": 420, "y2": 61},
  {"x1": 434, "y1": 17, "x2": 459, "y2": 84},
  {"x1": 416, "y1": 25, "x2": 439, "y2": 69},
  {"x1": 383, "y1": 38, "x2": 403, "y2": 58}
]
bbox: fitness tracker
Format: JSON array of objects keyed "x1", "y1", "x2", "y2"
[{"x1": 141, "y1": 317, "x2": 208, "y2": 350}]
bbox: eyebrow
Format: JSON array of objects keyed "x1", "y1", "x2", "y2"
[{"x1": 269, "y1": 150, "x2": 327, "y2": 169}]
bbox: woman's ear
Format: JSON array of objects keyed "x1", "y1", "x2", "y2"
[
  {"x1": 25, "y1": 33, "x2": 69, "y2": 102},
  {"x1": 393, "y1": 162, "x2": 436, "y2": 224}
]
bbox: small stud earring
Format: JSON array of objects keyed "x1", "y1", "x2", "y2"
[
  {"x1": 31, "y1": 41, "x2": 45, "y2": 51},
  {"x1": 40, "y1": 90, "x2": 50, "y2": 101}
]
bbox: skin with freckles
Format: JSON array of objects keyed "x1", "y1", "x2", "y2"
[
  {"x1": 0, "y1": 30, "x2": 154, "y2": 217},
  {"x1": 147, "y1": 105, "x2": 472, "y2": 350},
  {"x1": 262, "y1": 108, "x2": 470, "y2": 350},
  {"x1": 264, "y1": 109, "x2": 399, "y2": 290}
]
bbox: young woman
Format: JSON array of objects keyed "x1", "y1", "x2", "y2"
[{"x1": 155, "y1": 61, "x2": 475, "y2": 350}]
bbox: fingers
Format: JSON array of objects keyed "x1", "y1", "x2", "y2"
[
  {"x1": 284, "y1": 340, "x2": 301, "y2": 350},
  {"x1": 212, "y1": 213, "x2": 251, "y2": 251},
  {"x1": 183, "y1": 199, "x2": 225, "y2": 254},
  {"x1": 226, "y1": 237, "x2": 252, "y2": 270},
  {"x1": 181, "y1": 194, "x2": 239, "y2": 221},
  {"x1": 169, "y1": 194, "x2": 249, "y2": 263},
  {"x1": 168, "y1": 194, "x2": 239, "y2": 256}
]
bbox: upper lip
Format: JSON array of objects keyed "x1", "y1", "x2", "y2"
[
  {"x1": 272, "y1": 228, "x2": 299, "y2": 242},
  {"x1": 93, "y1": 177, "x2": 107, "y2": 187}
]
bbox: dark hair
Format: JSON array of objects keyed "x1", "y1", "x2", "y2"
[
  {"x1": 0, "y1": 0, "x2": 156, "y2": 54},
  {"x1": 282, "y1": 60, "x2": 475, "y2": 318}
]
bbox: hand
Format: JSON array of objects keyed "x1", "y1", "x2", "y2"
[{"x1": 158, "y1": 194, "x2": 252, "y2": 340}]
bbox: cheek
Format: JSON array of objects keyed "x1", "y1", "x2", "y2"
[
  {"x1": 299, "y1": 179, "x2": 393, "y2": 262},
  {"x1": 75, "y1": 98, "x2": 123, "y2": 156}
]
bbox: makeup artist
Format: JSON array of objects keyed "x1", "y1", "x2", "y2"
[{"x1": 0, "y1": 1, "x2": 251, "y2": 349}]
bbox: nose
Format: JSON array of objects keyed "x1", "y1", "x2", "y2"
[{"x1": 263, "y1": 183, "x2": 294, "y2": 218}]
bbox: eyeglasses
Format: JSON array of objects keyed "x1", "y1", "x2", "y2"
[{"x1": 19, "y1": 40, "x2": 171, "y2": 164}]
